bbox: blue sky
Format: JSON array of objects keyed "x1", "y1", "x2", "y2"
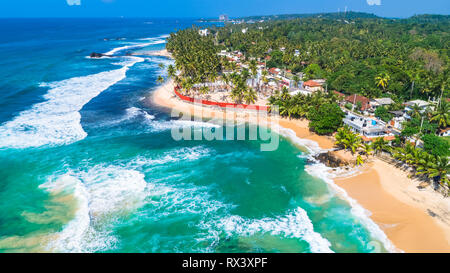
[{"x1": 1, "y1": 0, "x2": 449, "y2": 18}]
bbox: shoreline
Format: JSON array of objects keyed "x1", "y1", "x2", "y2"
[
  {"x1": 149, "y1": 76, "x2": 450, "y2": 253},
  {"x1": 133, "y1": 49, "x2": 172, "y2": 58}
]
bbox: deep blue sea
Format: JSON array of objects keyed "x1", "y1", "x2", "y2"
[{"x1": 0, "y1": 18, "x2": 393, "y2": 253}]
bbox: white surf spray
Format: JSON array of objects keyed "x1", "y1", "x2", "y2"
[
  {"x1": 40, "y1": 164, "x2": 150, "y2": 253},
  {"x1": 209, "y1": 208, "x2": 333, "y2": 253},
  {"x1": 0, "y1": 57, "x2": 144, "y2": 149},
  {"x1": 104, "y1": 40, "x2": 166, "y2": 56}
]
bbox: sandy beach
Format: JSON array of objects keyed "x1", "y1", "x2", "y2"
[
  {"x1": 150, "y1": 78, "x2": 450, "y2": 253},
  {"x1": 134, "y1": 49, "x2": 173, "y2": 58}
]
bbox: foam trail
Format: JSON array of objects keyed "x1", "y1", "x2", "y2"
[
  {"x1": 40, "y1": 175, "x2": 91, "y2": 253},
  {"x1": 104, "y1": 40, "x2": 165, "y2": 56},
  {"x1": 215, "y1": 208, "x2": 333, "y2": 253},
  {"x1": 41, "y1": 164, "x2": 149, "y2": 252},
  {"x1": 0, "y1": 57, "x2": 143, "y2": 149}
]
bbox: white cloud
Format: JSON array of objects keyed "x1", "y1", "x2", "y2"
[
  {"x1": 66, "y1": 0, "x2": 81, "y2": 5},
  {"x1": 367, "y1": 0, "x2": 381, "y2": 5}
]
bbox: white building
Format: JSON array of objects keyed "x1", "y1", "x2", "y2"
[
  {"x1": 199, "y1": 29, "x2": 209, "y2": 36},
  {"x1": 405, "y1": 99, "x2": 430, "y2": 110},
  {"x1": 343, "y1": 112, "x2": 389, "y2": 138},
  {"x1": 370, "y1": 98, "x2": 395, "y2": 109}
]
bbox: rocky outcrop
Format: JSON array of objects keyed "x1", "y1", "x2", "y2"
[
  {"x1": 90, "y1": 52, "x2": 109, "y2": 58},
  {"x1": 314, "y1": 151, "x2": 351, "y2": 168}
]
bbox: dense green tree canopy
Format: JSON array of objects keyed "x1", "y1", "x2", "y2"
[
  {"x1": 212, "y1": 14, "x2": 449, "y2": 100},
  {"x1": 308, "y1": 103, "x2": 345, "y2": 135}
]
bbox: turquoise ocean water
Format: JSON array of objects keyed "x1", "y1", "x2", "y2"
[{"x1": 0, "y1": 18, "x2": 393, "y2": 253}]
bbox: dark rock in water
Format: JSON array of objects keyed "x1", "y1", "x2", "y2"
[
  {"x1": 90, "y1": 52, "x2": 105, "y2": 58},
  {"x1": 314, "y1": 151, "x2": 349, "y2": 168}
]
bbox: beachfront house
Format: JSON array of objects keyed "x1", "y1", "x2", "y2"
[{"x1": 343, "y1": 112, "x2": 389, "y2": 138}]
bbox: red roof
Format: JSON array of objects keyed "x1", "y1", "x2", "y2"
[
  {"x1": 333, "y1": 90, "x2": 345, "y2": 97},
  {"x1": 345, "y1": 94, "x2": 371, "y2": 111},
  {"x1": 303, "y1": 80, "x2": 322, "y2": 87},
  {"x1": 361, "y1": 135, "x2": 396, "y2": 142},
  {"x1": 269, "y1": 68, "x2": 279, "y2": 75}
]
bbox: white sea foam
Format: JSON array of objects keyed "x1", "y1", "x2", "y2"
[
  {"x1": 104, "y1": 40, "x2": 166, "y2": 56},
  {"x1": 273, "y1": 124, "x2": 325, "y2": 154},
  {"x1": 273, "y1": 123, "x2": 398, "y2": 252},
  {"x1": 128, "y1": 146, "x2": 211, "y2": 167},
  {"x1": 138, "y1": 34, "x2": 169, "y2": 41},
  {"x1": 0, "y1": 57, "x2": 143, "y2": 149},
  {"x1": 125, "y1": 106, "x2": 155, "y2": 121},
  {"x1": 212, "y1": 208, "x2": 334, "y2": 253},
  {"x1": 40, "y1": 164, "x2": 150, "y2": 252},
  {"x1": 305, "y1": 163, "x2": 399, "y2": 253},
  {"x1": 40, "y1": 174, "x2": 91, "y2": 253}
]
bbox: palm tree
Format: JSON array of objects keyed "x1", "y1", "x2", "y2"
[
  {"x1": 292, "y1": 75, "x2": 300, "y2": 88},
  {"x1": 158, "y1": 63, "x2": 165, "y2": 70},
  {"x1": 427, "y1": 156, "x2": 450, "y2": 186},
  {"x1": 408, "y1": 104, "x2": 422, "y2": 120},
  {"x1": 249, "y1": 59, "x2": 258, "y2": 88},
  {"x1": 334, "y1": 126, "x2": 352, "y2": 150},
  {"x1": 244, "y1": 88, "x2": 257, "y2": 105},
  {"x1": 199, "y1": 86, "x2": 209, "y2": 98},
  {"x1": 167, "y1": 64, "x2": 176, "y2": 80},
  {"x1": 334, "y1": 126, "x2": 362, "y2": 154},
  {"x1": 375, "y1": 73, "x2": 390, "y2": 92},
  {"x1": 156, "y1": 75, "x2": 164, "y2": 84},
  {"x1": 362, "y1": 143, "x2": 373, "y2": 158},
  {"x1": 430, "y1": 100, "x2": 450, "y2": 128},
  {"x1": 356, "y1": 155, "x2": 364, "y2": 166},
  {"x1": 372, "y1": 137, "x2": 389, "y2": 155},
  {"x1": 346, "y1": 133, "x2": 362, "y2": 155},
  {"x1": 281, "y1": 86, "x2": 290, "y2": 101}
]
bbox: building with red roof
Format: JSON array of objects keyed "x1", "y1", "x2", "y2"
[
  {"x1": 345, "y1": 94, "x2": 371, "y2": 111},
  {"x1": 303, "y1": 80, "x2": 324, "y2": 92}
]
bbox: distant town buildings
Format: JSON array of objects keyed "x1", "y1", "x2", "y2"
[{"x1": 219, "y1": 14, "x2": 229, "y2": 22}]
